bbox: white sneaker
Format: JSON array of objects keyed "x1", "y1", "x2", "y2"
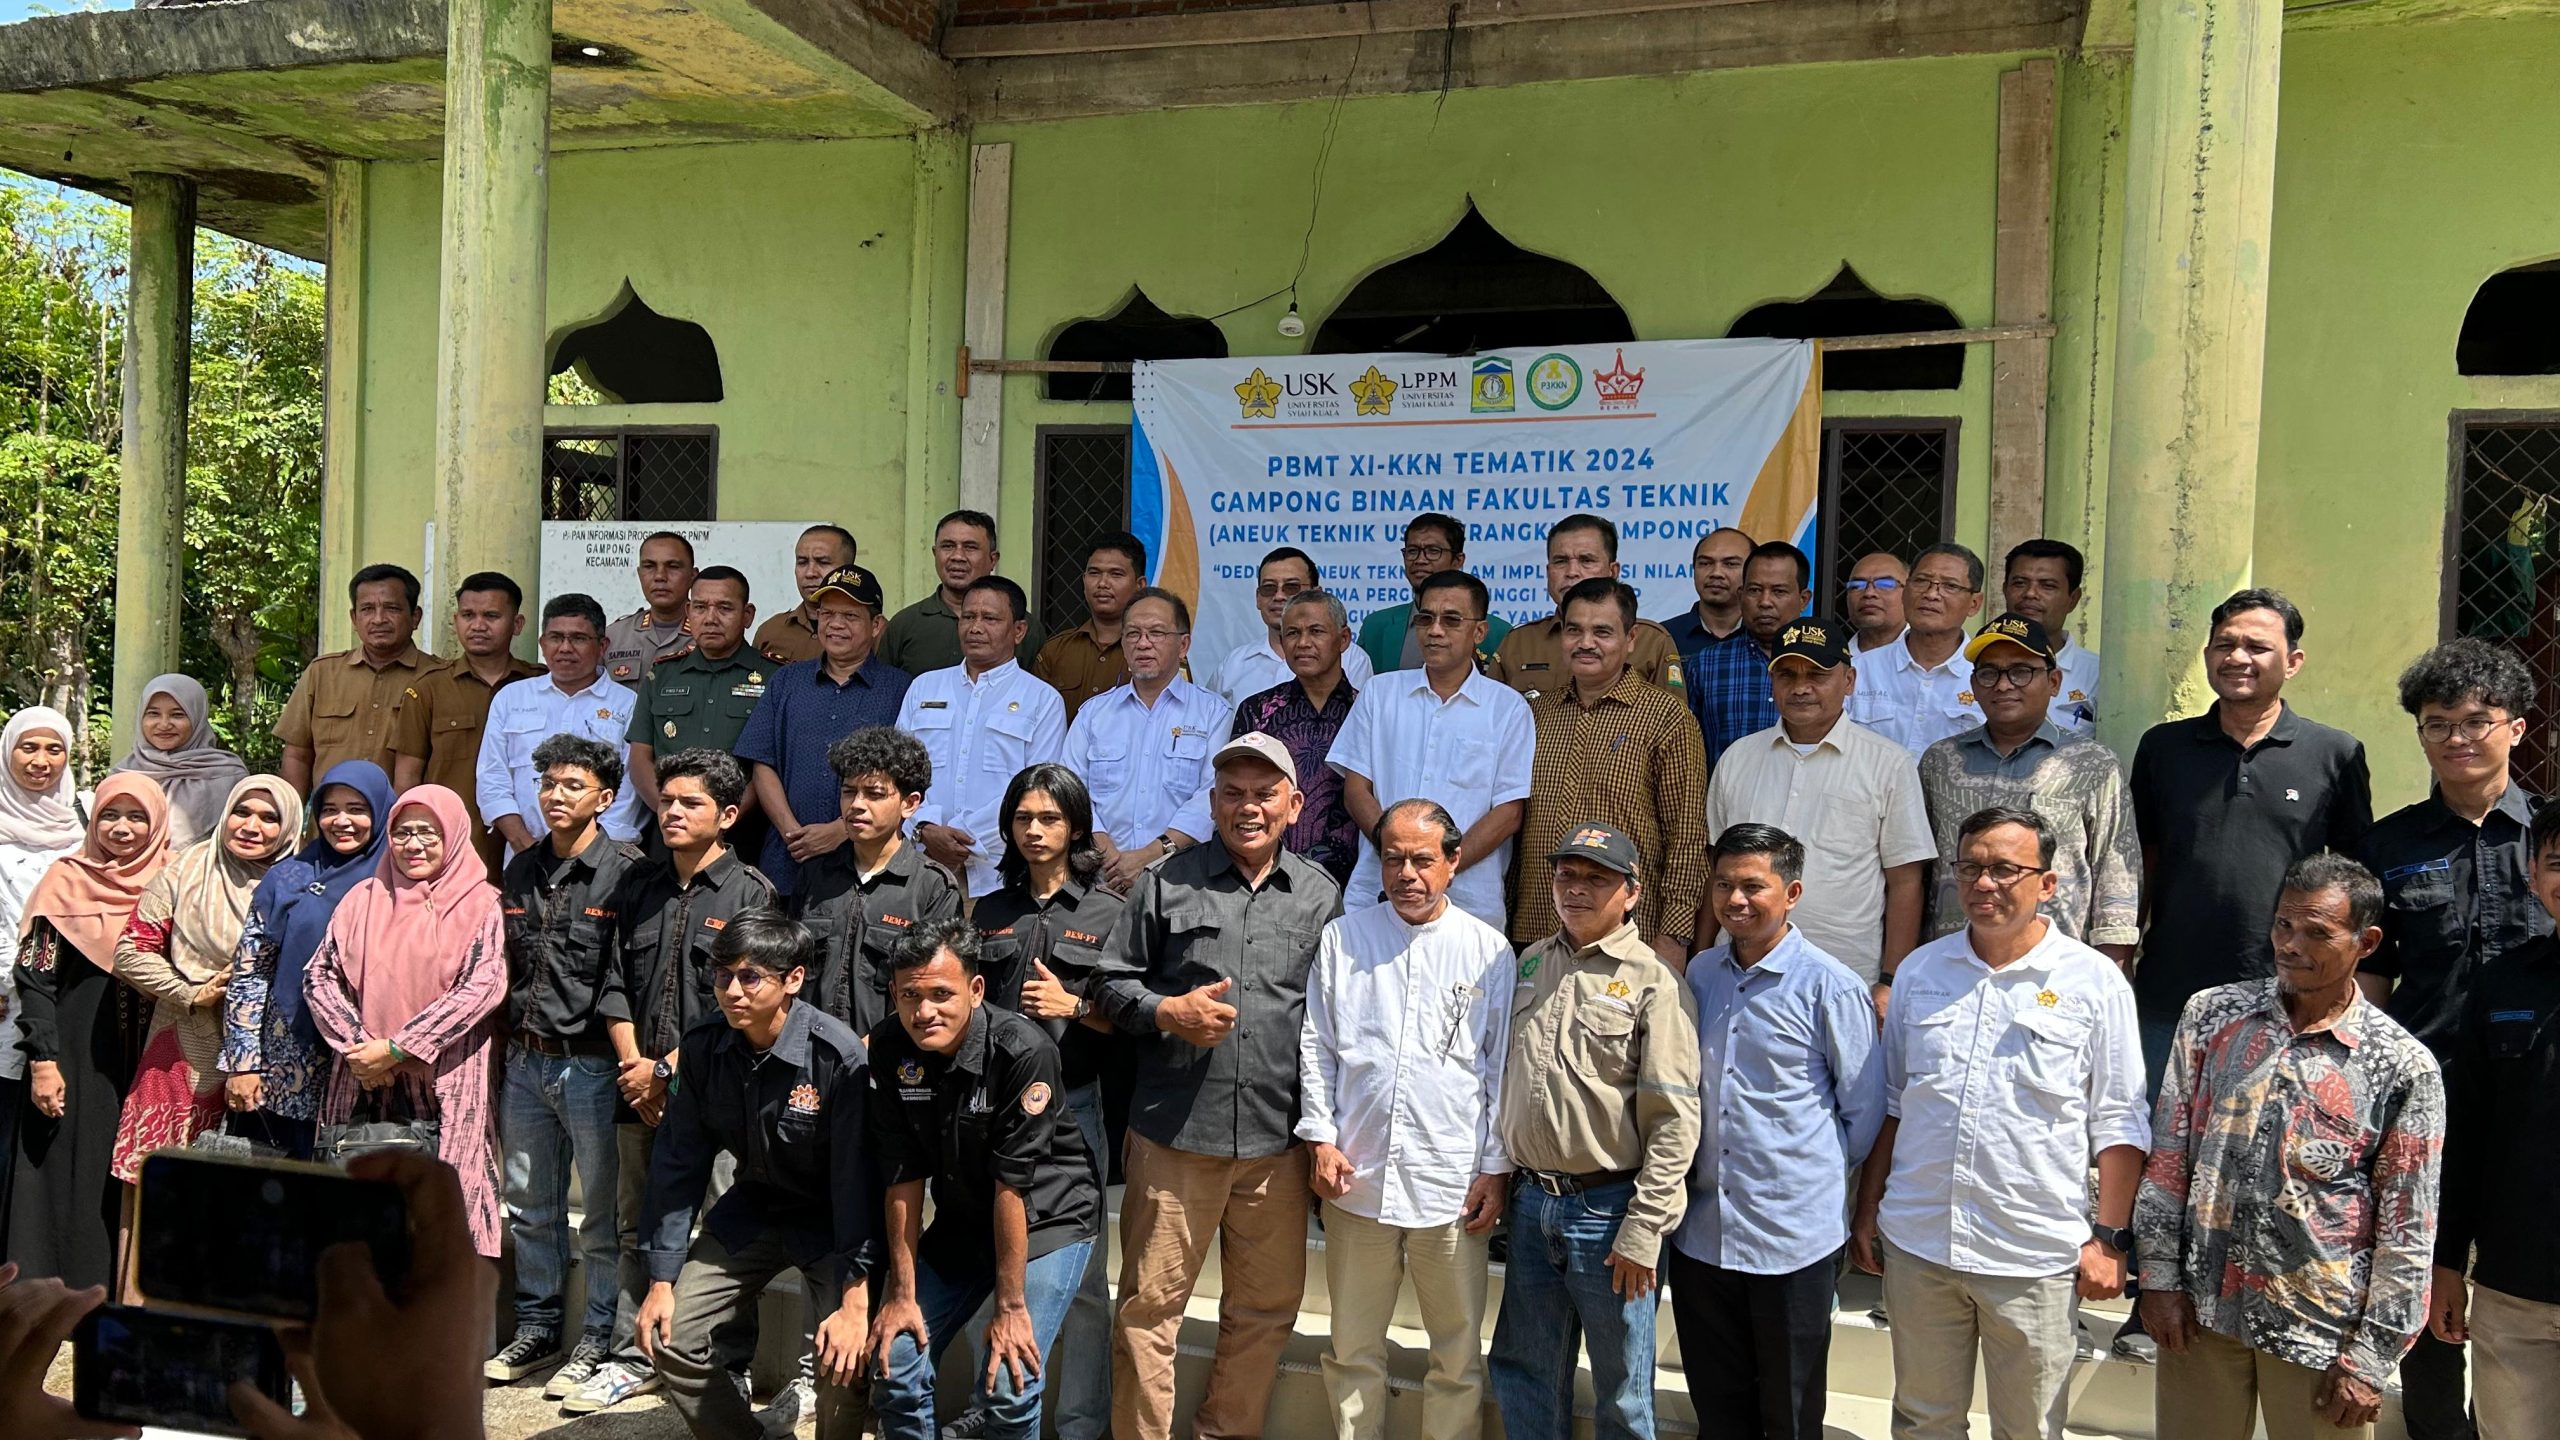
[
  {"x1": 561, "y1": 1361, "x2": 659, "y2": 1415},
  {"x1": 759, "y1": 1375, "x2": 816, "y2": 1437}
]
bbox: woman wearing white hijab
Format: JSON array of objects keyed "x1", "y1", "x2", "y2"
[
  {"x1": 0, "y1": 707, "x2": 89, "y2": 1196},
  {"x1": 108, "y1": 674, "x2": 248, "y2": 849}
]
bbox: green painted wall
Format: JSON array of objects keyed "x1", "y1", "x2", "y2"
[
  {"x1": 977, "y1": 55, "x2": 2027, "y2": 599},
  {"x1": 348, "y1": 136, "x2": 937, "y2": 611},
  {"x1": 2253, "y1": 15, "x2": 2560, "y2": 804}
]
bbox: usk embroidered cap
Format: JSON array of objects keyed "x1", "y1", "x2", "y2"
[
  {"x1": 810, "y1": 564, "x2": 885, "y2": 612},
  {"x1": 1962, "y1": 611, "x2": 2057, "y2": 663},
  {"x1": 1768, "y1": 617, "x2": 1852, "y2": 671},
  {"x1": 1211, "y1": 730, "x2": 1298, "y2": 786},
  {"x1": 1548, "y1": 821, "x2": 1640, "y2": 879}
]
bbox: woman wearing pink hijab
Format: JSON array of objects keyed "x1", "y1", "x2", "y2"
[{"x1": 305, "y1": 784, "x2": 506, "y2": 1257}]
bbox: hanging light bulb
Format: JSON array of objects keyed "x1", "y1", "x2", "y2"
[{"x1": 1277, "y1": 300, "x2": 1305, "y2": 340}]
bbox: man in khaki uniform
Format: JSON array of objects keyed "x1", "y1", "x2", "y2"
[
  {"x1": 390, "y1": 570, "x2": 542, "y2": 877},
  {"x1": 1490, "y1": 821, "x2": 1701, "y2": 1440},
  {"x1": 1488, "y1": 514, "x2": 1684, "y2": 700},
  {"x1": 1034, "y1": 530, "x2": 1148, "y2": 722},
  {"x1": 602, "y1": 531, "x2": 698, "y2": 685},
  {"x1": 751, "y1": 523, "x2": 856, "y2": 666},
  {"x1": 277, "y1": 562, "x2": 442, "y2": 795}
]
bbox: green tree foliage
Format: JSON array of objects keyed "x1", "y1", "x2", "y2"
[{"x1": 0, "y1": 183, "x2": 323, "y2": 777}]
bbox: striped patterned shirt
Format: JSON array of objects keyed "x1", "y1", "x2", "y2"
[{"x1": 1511, "y1": 667, "x2": 1710, "y2": 947}]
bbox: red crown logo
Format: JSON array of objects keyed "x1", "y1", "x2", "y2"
[{"x1": 1593, "y1": 349, "x2": 1646, "y2": 409}]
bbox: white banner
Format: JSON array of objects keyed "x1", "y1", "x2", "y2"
[
  {"x1": 1130, "y1": 338, "x2": 1819, "y2": 664},
  {"x1": 537, "y1": 521, "x2": 813, "y2": 627}
]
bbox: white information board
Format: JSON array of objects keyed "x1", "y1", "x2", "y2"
[{"x1": 537, "y1": 521, "x2": 816, "y2": 625}]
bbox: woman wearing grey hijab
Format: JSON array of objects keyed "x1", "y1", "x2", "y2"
[{"x1": 109, "y1": 675, "x2": 249, "y2": 847}]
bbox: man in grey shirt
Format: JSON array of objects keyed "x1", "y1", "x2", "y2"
[{"x1": 1092, "y1": 731, "x2": 1344, "y2": 1440}]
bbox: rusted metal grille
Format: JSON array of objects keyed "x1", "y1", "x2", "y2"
[
  {"x1": 540, "y1": 428, "x2": 717, "y2": 522},
  {"x1": 1818, "y1": 420, "x2": 1958, "y2": 598},
  {"x1": 1034, "y1": 426, "x2": 1133, "y2": 636},
  {"x1": 2452, "y1": 417, "x2": 2560, "y2": 793}
]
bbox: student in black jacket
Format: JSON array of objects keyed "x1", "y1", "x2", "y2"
[{"x1": 635, "y1": 909, "x2": 876, "y2": 1440}]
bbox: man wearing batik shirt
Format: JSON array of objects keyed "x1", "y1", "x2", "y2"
[
  {"x1": 1230, "y1": 589, "x2": 1360, "y2": 886},
  {"x1": 2135, "y1": 853, "x2": 2443, "y2": 1440}
]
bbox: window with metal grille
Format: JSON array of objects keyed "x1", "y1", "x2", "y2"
[
  {"x1": 1816, "y1": 419, "x2": 1958, "y2": 600},
  {"x1": 2449, "y1": 415, "x2": 2560, "y2": 793},
  {"x1": 540, "y1": 427, "x2": 718, "y2": 522},
  {"x1": 1035, "y1": 425, "x2": 1133, "y2": 637}
]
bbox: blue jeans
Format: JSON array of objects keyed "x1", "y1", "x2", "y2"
[
  {"x1": 500, "y1": 1043, "x2": 623, "y2": 1339},
  {"x1": 1490, "y1": 1180, "x2": 1659, "y2": 1440},
  {"x1": 1051, "y1": 1081, "x2": 1112, "y2": 1440},
  {"x1": 871, "y1": 1237, "x2": 1096, "y2": 1440}
]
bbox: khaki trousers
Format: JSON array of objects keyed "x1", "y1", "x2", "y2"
[
  {"x1": 1111, "y1": 1133, "x2": 1311, "y2": 1440},
  {"x1": 1319, "y1": 1201, "x2": 1490, "y2": 1440},
  {"x1": 2155, "y1": 1322, "x2": 2370, "y2": 1440},
  {"x1": 1879, "y1": 1238, "x2": 2078, "y2": 1440},
  {"x1": 2473, "y1": 1283, "x2": 2560, "y2": 1440}
]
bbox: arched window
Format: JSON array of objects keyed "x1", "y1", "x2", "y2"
[
  {"x1": 2458, "y1": 260, "x2": 2560, "y2": 376},
  {"x1": 1043, "y1": 288, "x2": 1228, "y2": 402},
  {"x1": 1312, "y1": 203, "x2": 1632, "y2": 355},
  {"x1": 547, "y1": 281, "x2": 724, "y2": 404},
  {"x1": 1729, "y1": 264, "x2": 1963, "y2": 391}
]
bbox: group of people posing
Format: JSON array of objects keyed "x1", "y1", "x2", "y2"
[{"x1": 0, "y1": 504, "x2": 2550, "y2": 1440}]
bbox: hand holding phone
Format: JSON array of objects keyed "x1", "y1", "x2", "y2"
[
  {"x1": 136, "y1": 1151, "x2": 410, "y2": 1323},
  {"x1": 0, "y1": 1265, "x2": 139, "y2": 1440},
  {"x1": 228, "y1": 1151, "x2": 492, "y2": 1440}
]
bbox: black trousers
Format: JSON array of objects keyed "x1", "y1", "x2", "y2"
[
  {"x1": 1667, "y1": 1246, "x2": 1838, "y2": 1440},
  {"x1": 2401, "y1": 1328, "x2": 2476, "y2": 1440}
]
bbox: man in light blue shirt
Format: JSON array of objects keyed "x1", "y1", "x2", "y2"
[
  {"x1": 1671, "y1": 822, "x2": 1886, "y2": 1440},
  {"x1": 477, "y1": 592, "x2": 642, "y2": 862}
]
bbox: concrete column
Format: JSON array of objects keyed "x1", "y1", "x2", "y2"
[
  {"x1": 2095, "y1": 0, "x2": 2283, "y2": 754},
  {"x1": 318, "y1": 160, "x2": 368, "y2": 655},
  {"x1": 430, "y1": 0, "x2": 550, "y2": 621},
  {"x1": 111, "y1": 174, "x2": 195, "y2": 754},
  {"x1": 904, "y1": 125, "x2": 968, "y2": 600}
]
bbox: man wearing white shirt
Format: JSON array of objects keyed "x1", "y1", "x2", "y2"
[
  {"x1": 1705, "y1": 618, "x2": 1935, "y2": 1004},
  {"x1": 1061, "y1": 588, "x2": 1232, "y2": 893},
  {"x1": 899, "y1": 575, "x2": 1068, "y2": 898},
  {"x1": 1852, "y1": 542, "x2": 1986, "y2": 760},
  {"x1": 1850, "y1": 806, "x2": 2149, "y2": 1440},
  {"x1": 2000, "y1": 539, "x2": 2101, "y2": 734},
  {"x1": 1211, "y1": 546, "x2": 1374, "y2": 708},
  {"x1": 478, "y1": 592, "x2": 642, "y2": 861},
  {"x1": 1329, "y1": 571, "x2": 1534, "y2": 928},
  {"x1": 1300, "y1": 799, "x2": 1514, "y2": 1440}
]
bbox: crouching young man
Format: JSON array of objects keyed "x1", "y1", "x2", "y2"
[
  {"x1": 634, "y1": 910, "x2": 877, "y2": 1439},
  {"x1": 866, "y1": 916, "x2": 1102, "y2": 1440}
]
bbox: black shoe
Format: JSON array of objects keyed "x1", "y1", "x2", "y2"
[
  {"x1": 485, "y1": 1331, "x2": 562, "y2": 1383},
  {"x1": 941, "y1": 1409, "x2": 993, "y2": 1440}
]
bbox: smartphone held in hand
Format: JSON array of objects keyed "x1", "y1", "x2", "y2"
[
  {"x1": 72, "y1": 1304, "x2": 291, "y2": 1438},
  {"x1": 134, "y1": 1148, "x2": 412, "y2": 1322}
]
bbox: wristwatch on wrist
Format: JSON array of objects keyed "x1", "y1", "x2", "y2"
[
  {"x1": 1155, "y1": 831, "x2": 1189, "y2": 855},
  {"x1": 1070, "y1": 996, "x2": 1091, "y2": 1021},
  {"x1": 1876, "y1": 970, "x2": 1896, "y2": 987},
  {"x1": 2092, "y1": 1223, "x2": 2135, "y2": 1254},
  {"x1": 653, "y1": 1058, "x2": 675, "y2": 1084}
]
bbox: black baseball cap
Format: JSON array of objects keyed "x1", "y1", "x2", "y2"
[
  {"x1": 1548, "y1": 821, "x2": 1640, "y2": 880},
  {"x1": 810, "y1": 564, "x2": 884, "y2": 612},
  {"x1": 1767, "y1": 617, "x2": 1851, "y2": 671},
  {"x1": 1964, "y1": 611, "x2": 2057, "y2": 662}
]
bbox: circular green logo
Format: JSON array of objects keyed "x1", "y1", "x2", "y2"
[{"x1": 1527, "y1": 354, "x2": 1582, "y2": 410}]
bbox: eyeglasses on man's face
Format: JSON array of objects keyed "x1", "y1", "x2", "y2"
[
  {"x1": 1843, "y1": 577, "x2": 1904, "y2": 593},
  {"x1": 1953, "y1": 861, "x2": 2046, "y2": 887},
  {"x1": 2416, "y1": 714, "x2": 2510, "y2": 746},
  {"x1": 1972, "y1": 663, "x2": 2052, "y2": 691}
]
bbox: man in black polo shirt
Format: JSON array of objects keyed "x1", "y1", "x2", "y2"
[
  {"x1": 2359, "y1": 636, "x2": 2550, "y2": 1440},
  {"x1": 2432, "y1": 801, "x2": 2560, "y2": 1438},
  {"x1": 2130, "y1": 589, "x2": 2374, "y2": 1084},
  {"x1": 796, "y1": 725, "x2": 962, "y2": 1036},
  {"x1": 490, "y1": 734, "x2": 645, "y2": 1393},
  {"x1": 635, "y1": 910, "x2": 877, "y2": 1440},
  {"x1": 579, "y1": 748, "x2": 779, "y2": 1416},
  {"x1": 865, "y1": 917, "x2": 1100, "y2": 1440}
]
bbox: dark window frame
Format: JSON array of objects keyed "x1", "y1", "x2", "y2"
[
  {"x1": 2445, "y1": 410, "x2": 2560, "y2": 795},
  {"x1": 1032, "y1": 423, "x2": 1135, "y2": 637},
  {"x1": 1816, "y1": 416, "x2": 1961, "y2": 596},
  {"x1": 540, "y1": 424, "x2": 721, "y2": 522}
]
